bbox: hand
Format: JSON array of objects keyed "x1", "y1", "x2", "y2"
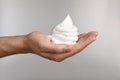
[{"x1": 26, "y1": 31, "x2": 98, "y2": 62}]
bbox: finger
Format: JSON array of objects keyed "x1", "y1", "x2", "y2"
[
  {"x1": 75, "y1": 31, "x2": 98, "y2": 52},
  {"x1": 81, "y1": 31, "x2": 98, "y2": 45},
  {"x1": 44, "y1": 31, "x2": 98, "y2": 61},
  {"x1": 77, "y1": 33, "x2": 87, "y2": 42},
  {"x1": 61, "y1": 31, "x2": 98, "y2": 57},
  {"x1": 78, "y1": 33, "x2": 86, "y2": 38},
  {"x1": 45, "y1": 44, "x2": 71, "y2": 53},
  {"x1": 53, "y1": 31, "x2": 98, "y2": 60}
]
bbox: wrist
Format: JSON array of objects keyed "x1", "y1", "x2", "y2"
[
  {"x1": 0, "y1": 35, "x2": 33, "y2": 57},
  {"x1": 16, "y1": 35, "x2": 33, "y2": 54},
  {"x1": 23, "y1": 35, "x2": 34, "y2": 53}
]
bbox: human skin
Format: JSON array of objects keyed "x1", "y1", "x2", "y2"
[{"x1": 0, "y1": 31, "x2": 98, "y2": 62}]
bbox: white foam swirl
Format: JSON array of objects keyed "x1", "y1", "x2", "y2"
[{"x1": 50, "y1": 14, "x2": 78, "y2": 44}]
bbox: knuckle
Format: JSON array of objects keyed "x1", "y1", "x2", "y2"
[{"x1": 30, "y1": 31, "x2": 38, "y2": 35}]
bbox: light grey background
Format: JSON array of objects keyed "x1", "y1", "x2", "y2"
[{"x1": 0, "y1": 0, "x2": 120, "y2": 80}]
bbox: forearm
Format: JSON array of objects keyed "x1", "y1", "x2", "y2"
[{"x1": 0, "y1": 35, "x2": 32, "y2": 58}]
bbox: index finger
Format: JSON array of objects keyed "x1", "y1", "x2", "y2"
[{"x1": 74, "y1": 31, "x2": 98, "y2": 53}]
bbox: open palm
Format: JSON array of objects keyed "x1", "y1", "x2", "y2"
[{"x1": 26, "y1": 31, "x2": 98, "y2": 62}]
